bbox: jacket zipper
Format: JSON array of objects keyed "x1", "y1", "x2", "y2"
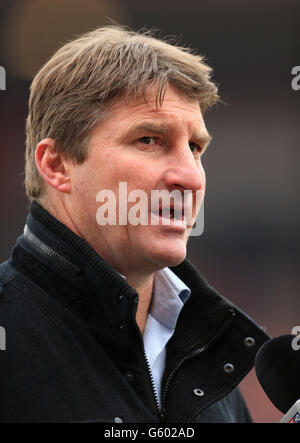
[
  {"x1": 143, "y1": 349, "x2": 163, "y2": 417},
  {"x1": 132, "y1": 295, "x2": 163, "y2": 419},
  {"x1": 160, "y1": 309, "x2": 236, "y2": 419}
]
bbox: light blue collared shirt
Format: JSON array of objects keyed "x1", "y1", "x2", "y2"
[{"x1": 143, "y1": 267, "x2": 191, "y2": 406}]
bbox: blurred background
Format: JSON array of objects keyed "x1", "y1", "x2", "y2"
[{"x1": 0, "y1": 0, "x2": 299, "y2": 423}]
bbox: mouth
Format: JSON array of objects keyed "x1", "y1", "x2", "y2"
[
  {"x1": 159, "y1": 206, "x2": 184, "y2": 219},
  {"x1": 150, "y1": 205, "x2": 188, "y2": 229}
]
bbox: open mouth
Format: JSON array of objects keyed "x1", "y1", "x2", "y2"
[
  {"x1": 151, "y1": 206, "x2": 186, "y2": 225},
  {"x1": 159, "y1": 207, "x2": 184, "y2": 220}
]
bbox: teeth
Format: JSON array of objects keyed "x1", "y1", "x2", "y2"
[
  {"x1": 174, "y1": 209, "x2": 182, "y2": 220},
  {"x1": 153, "y1": 208, "x2": 184, "y2": 219},
  {"x1": 159, "y1": 208, "x2": 183, "y2": 219}
]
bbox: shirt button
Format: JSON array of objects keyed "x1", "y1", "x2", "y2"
[
  {"x1": 114, "y1": 416, "x2": 123, "y2": 423},
  {"x1": 119, "y1": 324, "x2": 126, "y2": 332}
]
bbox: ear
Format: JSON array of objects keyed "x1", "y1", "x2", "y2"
[{"x1": 35, "y1": 139, "x2": 71, "y2": 194}]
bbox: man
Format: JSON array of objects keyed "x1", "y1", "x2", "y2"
[{"x1": 0, "y1": 26, "x2": 269, "y2": 423}]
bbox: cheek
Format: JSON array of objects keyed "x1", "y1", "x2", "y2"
[
  {"x1": 114, "y1": 157, "x2": 157, "y2": 190},
  {"x1": 72, "y1": 149, "x2": 158, "y2": 206},
  {"x1": 71, "y1": 164, "x2": 99, "y2": 206}
]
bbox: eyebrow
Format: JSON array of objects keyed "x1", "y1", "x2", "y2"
[
  {"x1": 132, "y1": 123, "x2": 169, "y2": 135},
  {"x1": 128, "y1": 122, "x2": 212, "y2": 146}
]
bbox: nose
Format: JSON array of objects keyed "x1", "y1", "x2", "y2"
[{"x1": 163, "y1": 146, "x2": 206, "y2": 194}]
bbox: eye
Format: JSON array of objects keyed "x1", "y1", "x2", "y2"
[
  {"x1": 138, "y1": 136, "x2": 156, "y2": 145},
  {"x1": 189, "y1": 142, "x2": 202, "y2": 154}
]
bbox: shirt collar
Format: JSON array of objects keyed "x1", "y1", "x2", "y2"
[{"x1": 150, "y1": 267, "x2": 191, "y2": 330}]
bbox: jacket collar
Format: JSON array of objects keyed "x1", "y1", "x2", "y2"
[{"x1": 12, "y1": 201, "x2": 270, "y2": 364}]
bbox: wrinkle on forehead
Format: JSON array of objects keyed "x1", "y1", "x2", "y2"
[{"x1": 108, "y1": 83, "x2": 201, "y2": 114}]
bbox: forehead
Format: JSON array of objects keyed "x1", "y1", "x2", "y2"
[
  {"x1": 106, "y1": 84, "x2": 204, "y2": 128},
  {"x1": 88, "y1": 83, "x2": 209, "y2": 146}
]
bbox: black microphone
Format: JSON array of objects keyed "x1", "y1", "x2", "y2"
[{"x1": 254, "y1": 334, "x2": 300, "y2": 422}]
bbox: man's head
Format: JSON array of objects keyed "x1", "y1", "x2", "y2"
[
  {"x1": 25, "y1": 25, "x2": 219, "y2": 273},
  {"x1": 25, "y1": 25, "x2": 218, "y2": 200}
]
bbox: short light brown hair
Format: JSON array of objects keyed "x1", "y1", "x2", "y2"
[{"x1": 25, "y1": 25, "x2": 219, "y2": 200}]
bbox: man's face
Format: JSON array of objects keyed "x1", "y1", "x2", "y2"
[{"x1": 66, "y1": 84, "x2": 210, "y2": 275}]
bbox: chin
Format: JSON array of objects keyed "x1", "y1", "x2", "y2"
[
  {"x1": 148, "y1": 242, "x2": 187, "y2": 269},
  {"x1": 130, "y1": 227, "x2": 188, "y2": 270}
]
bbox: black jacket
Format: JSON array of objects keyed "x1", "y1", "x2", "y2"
[{"x1": 0, "y1": 201, "x2": 270, "y2": 423}]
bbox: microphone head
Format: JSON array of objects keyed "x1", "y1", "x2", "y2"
[{"x1": 255, "y1": 334, "x2": 300, "y2": 413}]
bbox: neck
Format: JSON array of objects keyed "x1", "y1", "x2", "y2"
[
  {"x1": 39, "y1": 197, "x2": 156, "y2": 333},
  {"x1": 126, "y1": 273, "x2": 154, "y2": 334},
  {"x1": 40, "y1": 197, "x2": 84, "y2": 239}
]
